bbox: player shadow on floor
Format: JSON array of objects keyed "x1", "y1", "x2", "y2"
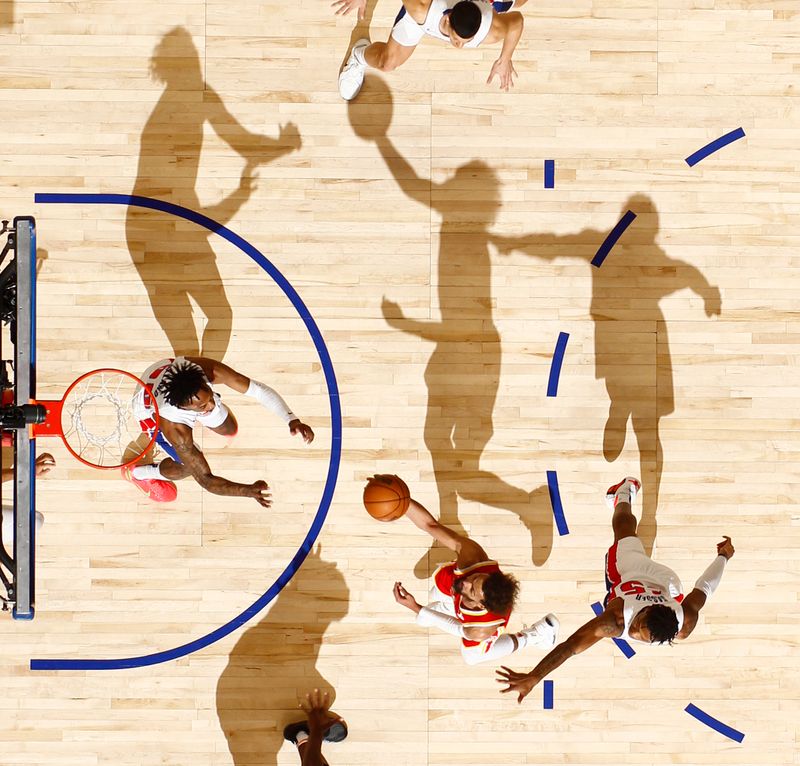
[
  {"x1": 216, "y1": 545, "x2": 349, "y2": 766},
  {"x1": 0, "y1": 4, "x2": 12, "y2": 28},
  {"x1": 349, "y1": 76, "x2": 555, "y2": 573},
  {"x1": 492, "y1": 196, "x2": 722, "y2": 555},
  {"x1": 126, "y1": 26, "x2": 302, "y2": 358}
]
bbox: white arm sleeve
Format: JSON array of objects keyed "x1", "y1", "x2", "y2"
[
  {"x1": 694, "y1": 554, "x2": 727, "y2": 598},
  {"x1": 416, "y1": 605, "x2": 465, "y2": 638},
  {"x1": 244, "y1": 379, "x2": 296, "y2": 424}
]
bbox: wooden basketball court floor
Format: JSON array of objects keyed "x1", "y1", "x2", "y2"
[{"x1": 0, "y1": 1, "x2": 798, "y2": 764}]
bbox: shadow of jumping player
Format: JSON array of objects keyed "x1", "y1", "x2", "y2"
[
  {"x1": 126, "y1": 26, "x2": 302, "y2": 358},
  {"x1": 492, "y1": 195, "x2": 722, "y2": 554},
  {"x1": 216, "y1": 545, "x2": 349, "y2": 766},
  {"x1": 349, "y1": 78, "x2": 554, "y2": 575}
]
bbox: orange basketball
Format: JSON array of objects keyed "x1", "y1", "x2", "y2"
[{"x1": 363, "y1": 475, "x2": 410, "y2": 522}]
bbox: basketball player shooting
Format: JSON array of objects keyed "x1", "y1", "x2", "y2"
[
  {"x1": 124, "y1": 357, "x2": 314, "y2": 505},
  {"x1": 333, "y1": 0, "x2": 529, "y2": 100},
  {"x1": 390, "y1": 487, "x2": 559, "y2": 665},
  {"x1": 496, "y1": 477, "x2": 735, "y2": 702}
]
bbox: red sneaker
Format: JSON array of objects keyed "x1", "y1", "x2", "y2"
[
  {"x1": 605, "y1": 477, "x2": 640, "y2": 509},
  {"x1": 121, "y1": 466, "x2": 178, "y2": 503}
]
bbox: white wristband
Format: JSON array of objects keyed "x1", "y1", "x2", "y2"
[
  {"x1": 244, "y1": 379, "x2": 296, "y2": 424},
  {"x1": 694, "y1": 554, "x2": 727, "y2": 598}
]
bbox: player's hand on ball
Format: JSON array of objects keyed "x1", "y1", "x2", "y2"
[
  {"x1": 289, "y1": 419, "x2": 314, "y2": 444},
  {"x1": 393, "y1": 581, "x2": 421, "y2": 613},
  {"x1": 331, "y1": 0, "x2": 366, "y2": 20},
  {"x1": 487, "y1": 57, "x2": 517, "y2": 91},
  {"x1": 716, "y1": 535, "x2": 734, "y2": 559},
  {"x1": 496, "y1": 666, "x2": 537, "y2": 704},
  {"x1": 248, "y1": 480, "x2": 272, "y2": 508}
]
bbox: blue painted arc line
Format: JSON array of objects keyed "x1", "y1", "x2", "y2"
[
  {"x1": 590, "y1": 601, "x2": 636, "y2": 659},
  {"x1": 543, "y1": 679, "x2": 554, "y2": 709},
  {"x1": 545, "y1": 470, "x2": 569, "y2": 536},
  {"x1": 30, "y1": 192, "x2": 342, "y2": 671},
  {"x1": 685, "y1": 703, "x2": 745, "y2": 743},
  {"x1": 546, "y1": 331, "x2": 569, "y2": 397},
  {"x1": 685, "y1": 127, "x2": 746, "y2": 167},
  {"x1": 591, "y1": 210, "x2": 636, "y2": 268},
  {"x1": 544, "y1": 159, "x2": 555, "y2": 189}
]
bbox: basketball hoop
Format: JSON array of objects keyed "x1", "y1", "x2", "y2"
[{"x1": 33, "y1": 368, "x2": 159, "y2": 470}]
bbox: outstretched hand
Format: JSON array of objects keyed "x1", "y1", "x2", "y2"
[
  {"x1": 496, "y1": 666, "x2": 538, "y2": 704},
  {"x1": 289, "y1": 419, "x2": 315, "y2": 444},
  {"x1": 299, "y1": 688, "x2": 342, "y2": 734},
  {"x1": 487, "y1": 58, "x2": 517, "y2": 91},
  {"x1": 716, "y1": 535, "x2": 734, "y2": 560},
  {"x1": 247, "y1": 480, "x2": 272, "y2": 508},
  {"x1": 331, "y1": 0, "x2": 366, "y2": 20}
]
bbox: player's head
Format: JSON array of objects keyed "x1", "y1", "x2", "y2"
[
  {"x1": 157, "y1": 361, "x2": 215, "y2": 413},
  {"x1": 454, "y1": 570, "x2": 519, "y2": 613},
  {"x1": 445, "y1": 1, "x2": 482, "y2": 48},
  {"x1": 640, "y1": 604, "x2": 680, "y2": 645}
]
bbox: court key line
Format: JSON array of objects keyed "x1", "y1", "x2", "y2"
[
  {"x1": 685, "y1": 128, "x2": 746, "y2": 167},
  {"x1": 685, "y1": 703, "x2": 745, "y2": 742},
  {"x1": 591, "y1": 210, "x2": 637, "y2": 268},
  {"x1": 546, "y1": 470, "x2": 569, "y2": 536},
  {"x1": 30, "y1": 192, "x2": 342, "y2": 671},
  {"x1": 546, "y1": 331, "x2": 569, "y2": 397}
]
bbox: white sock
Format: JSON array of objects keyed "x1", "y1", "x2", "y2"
[
  {"x1": 295, "y1": 731, "x2": 308, "y2": 745},
  {"x1": 615, "y1": 482, "x2": 632, "y2": 507},
  {"x1": 132, "y1": 463, "x2": 165, "y2": 481},
  {"x1": 352, "y1": 42, "x2": 368, "y2": 67}
]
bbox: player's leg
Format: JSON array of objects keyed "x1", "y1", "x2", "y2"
[
  {"x1": 364, "y1": 37, "x2": 417, "y2": 72},
  {"x1": 606, "y1": 476, "x2": 641, "y2": 541}
]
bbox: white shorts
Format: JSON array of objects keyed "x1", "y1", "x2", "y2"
[{"x1": 605, "y1": 537, "x2": 682, "y2": 604}]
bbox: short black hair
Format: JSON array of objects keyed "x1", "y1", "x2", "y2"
[
  {"x1": 644, "y1": 605, "x2": 680, "y2": 645},
  {"x1": 482, "y1": 571, "x2": 519, "y2": 615},
  {"x1": 157, "y1": 360, "x2": 208, "y2": 408},
  {"x1": 449, "y1": 1, "x2": 482, "y2": 40}
]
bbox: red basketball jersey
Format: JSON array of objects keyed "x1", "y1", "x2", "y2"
[{"x1": 433, "y1": 560, "x2": 510, "y2": 647}]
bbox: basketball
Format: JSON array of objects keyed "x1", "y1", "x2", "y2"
[
  {"x1": 363, "y1": 474, "x2": 410, "y2": 522},
  {"x1": 347, "y1": 74, "x2": 394, "y2": 141}
]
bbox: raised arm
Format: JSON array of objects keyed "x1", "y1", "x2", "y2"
[
  {"x1": 496, "y1": 606, "x2": 622, "y2": 703},
  {"x1": 159, "y1": 419, "x2": 272, "y2": 507},
  {"x1": 405, "y1": 497, "x2": 488, "y2": 562},
  {"x1": 677, "y1": 536, "x2": 734, "y2": 640},
  {"x1": 188, "y1": 357, "x2": 313, "y2": 442}
]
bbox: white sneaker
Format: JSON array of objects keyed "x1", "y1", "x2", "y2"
[
  {"x1": 338, "y1": 39, "x2": 369, "y2": 101},
  {"x1": 605, "y1": 476, "x2": 641, "y2": 509},
  {"x1": 517, "y1": 613, "x2": 559, "y2": 649}
]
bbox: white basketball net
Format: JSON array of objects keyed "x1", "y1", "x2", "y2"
[{"x1": 61, "y1": 370, "x2": 150, "y2": 468}]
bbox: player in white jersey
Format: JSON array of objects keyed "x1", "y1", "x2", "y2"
[
  {"x1": 496, "y1": 477, "x2": 735, "y2": 703},
  {"x1": 124, "y1": 357, "x2": 314, "y2": 505},
  {"x1": 333, "y1": 0, "x2": 528, "y2": 99}
]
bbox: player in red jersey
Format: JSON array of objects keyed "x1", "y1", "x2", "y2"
[{"x1": 393, "y1": 494, "x2": 558, "y2": 664}]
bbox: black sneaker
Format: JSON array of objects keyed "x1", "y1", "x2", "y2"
[
  {"x1": 325, "y1": 720, "x2": 348, "y2": 743},
  {"x1": 283, "y1": 718, "x2": 349, "y2": 744},
  {"x1": 283, "y1": 720, "x2": 310, "y2": 745}
]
